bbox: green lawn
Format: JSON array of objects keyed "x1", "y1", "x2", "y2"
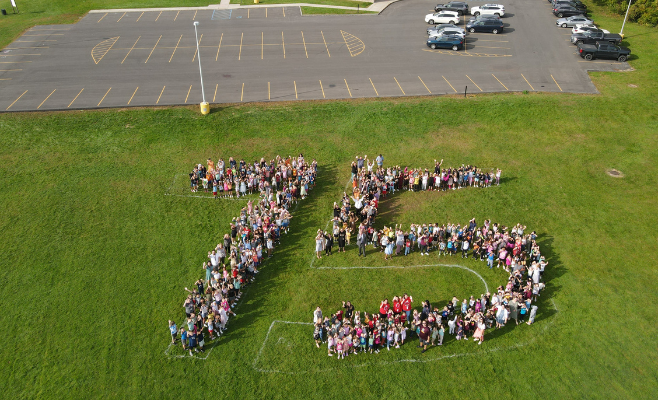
[{"x1": 1, "y1": 2, "x2": 658, "y2": 399}]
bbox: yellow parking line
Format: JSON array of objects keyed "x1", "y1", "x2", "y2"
[
  {"x1": 369, "y1": 78, "x2": 379, "y2": 96},
  {"x1": 492, "y1": 74, "x2": 508, "y2": 90},
  {"x1": 283, "y1": 7, "x2": 285, "y2": 17},
  {"x1": 155, "y1": 11, "x2": 162, "y2": 21},
  {"x1": 185, "y1": 85, "x2": 192, "y2": 103},
  {"x1": 193, "y1": 10, "x2": 198, "y2": 20},
  {"x1": 117, "y1": 12, "x2": 126, "y2": 23},
  {"x1": 268, "y1": 82, "x2": 270, "y2": 100},
  {"x1": 193, "y1": 34, "x2": 204, "y2": 62},
  {"x1": 174, "y1": 11, "x2": 180, "y2": 21},
  {"x1": 551, "y1": 74, "x2": 563, "y2": 92},
  {"x1": 0, "y1": 61, "x2": 32, "y2": 64},
  {"x1": 156, "y1": 86, "x2": 166, "y2": 104},
  {"x1": 136, "y1": 12, "x2": 144, "y2": 22},
  {"x1": 521, "y1": 74, "x2": 534, "y2": 91},
  {"x1": 0, "y1": 54, "x2": 40, "y2": 56},
  {"x1": 0, "y1": 69, "x2": 22, "y2": 71},
  {"x1": 37, "y1": 89, "x2": 56, "y2": 109},
  {"x1": 294, "y1": 81, "x2": 298, "y2": 99},
  {"x1": 97, "y1": 13, "x2": 108, "y2": 23},
  {"x1": 0, "y1": 78, "x2": 11, "y2": 80},
  {"x1": 394, "y1": 77, "x2": 405, "y2": 95},
  {"x1": 442, "y1": 76, "x2": 457, "y2": 93},
  {"x1": 301, "y1": 31, "x2": 308, "y2": 58},
  {"x1": 68, "y1": 88, "x2": 83, "y2": 108},
  {"x1": 321, "y1": 31, "x2": 330, "y2": 57},
  {"x1": 248, "y1": 9, "x2": 250, "y2": 19},
  {"x1": 319, "y1": 80, "x2": 325, "y2": 98},
  {"x1": 261, "y1": 32, "x2": 264, "y2": 59},
  {"x1": 121, "y1": 36, "x2": 141, "y2": 64},
  {"x1": 145, "y1": 35, "x2": 162, "y2": 63},
  {"x1": 213, "y1": 84, "x2": 218, "y2": 102},
  {"x1": 266, "y1": 8, "x2": 268, "y2": 18},
  {"x1": 465, "y1": 75, "x2": 482, "y2": 92},
  {"x1": 5, "y1": 47, "x2": 47, "y2": 49},
  {"x1": 6, "y1": 90, "x2": 27, "y2": 110},
  {"x1": 241, "y1": 83, "x2": 244, "y2": 102},
  {"x1": 216, "y1": 33, "x2": 223, "y2": 61},
  {"x1": 418, "y1": 76, "x2": 431, "y2": 94},
  {"x1": 344, "y1": 79, "x2": 352, "y2": 98},
  {"x1": 16, "y1": 40, "x2": 56, "y2": 42},
  {"x1": 127, "y1": 87, "x2": 139, "y2": 105},
  {"x1": 170, "y1": 35, "x2": 182, "y2": 63},
  {"x1": 238, "y1": 33, "x2": 243, "y2": 61},
  {"x1": 98, "y1": 87, "x2": 111, "y2": 107},
  {"x1": 282, "y1": 32, "x2": 286, "y2": 59},
  {"x1": 22, "y1": 34, "x2": 64, "y2": 36}
]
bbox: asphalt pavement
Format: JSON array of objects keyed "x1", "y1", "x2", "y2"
[{"x1": 0, "y1": 0, "x2": 632, "y2": 112}]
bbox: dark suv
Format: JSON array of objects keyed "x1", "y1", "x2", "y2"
[
  {"x1": 466, "y1": 19, "x2": 504, "y2": 34},
  {"x1": 434, "y1": 2, "x2": 469, "y2": 15},
  {"x1": 553, "y1": 6, "x2": 584, "y2": 18}
]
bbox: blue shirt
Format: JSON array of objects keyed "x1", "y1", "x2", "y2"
[{"x1": 169, "y1": 324, "x2": 177, "y2": 335}]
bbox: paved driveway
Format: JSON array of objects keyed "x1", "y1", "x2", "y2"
[{"x1": 0, "y1": 0, "x2": 631, "y2": 112}]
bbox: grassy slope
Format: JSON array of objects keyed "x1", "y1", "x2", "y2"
[{"x1": 0, "y1": 5, "x2": 657, "y2": 400}]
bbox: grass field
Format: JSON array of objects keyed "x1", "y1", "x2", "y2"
[{"x1": 1, "y1": 2, "x2": 658, "y2": 399}]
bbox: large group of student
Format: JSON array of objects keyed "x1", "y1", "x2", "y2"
[
  {"x1": 169, "y1": 155, "x2": 317, "y2": 355},
  {"x1": 312, "y1": 155, "x2": 545, "y2": 355}
]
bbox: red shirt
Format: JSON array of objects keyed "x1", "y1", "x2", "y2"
[
  {"x1": 402, "y1": 297, "x2": 412, "y2": 311},
  {"x1": 393, "y1": 300, "x2": 402, "y2": 314},
  {"x1": 379, "y1": 302, "x2": 389, "y2": 315}
]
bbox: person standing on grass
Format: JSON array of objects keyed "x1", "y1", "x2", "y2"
[
  {"x1": 169, "y1": 320, "x2": 178, "y2": 344},
  {"x1": 473, "y1": 317, "x2": 485, "y2": 345},
  {"x1": 418, "y1": 321, "x2": 431, "y2": 353},
  {"x1": 180, "y1": 328, "x2": 188, "y2": 352},
  {"x1": 402, "y1": 294, "x2": 413, "y2": 323},
  {"x1": 509, "y1": 297, "x2": 519, "y2": 325},
  {"x1": 527, "y1": 305, "x2": 538, "y2": 325},
  {"x1": 315, "y1": 230, "x2": 324, "y2": 259},
  {"x1": 357, "y1": 230, "x2": 367, "y2": 257}
]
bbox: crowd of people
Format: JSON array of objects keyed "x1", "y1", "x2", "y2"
[
  {"x1": 169, "y1": 155, "x2": 317, "y2": 355},
  {"x1": 188, "y1": 155, "x2": 314, "y2": 199},
  {"x1": 313, "y1": 257, "x2": 545, "y2": 356},
  {"x1": 315, "y1": 156, "x2": 503, "y2": 260},
  {"x1": 312, "y1": 156, "x2": 545, "y2": 355}
]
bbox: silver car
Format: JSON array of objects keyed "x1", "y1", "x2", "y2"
[
  {"x1": 556, "y1": 15, "x2": 593, "y2": 28},
  {"x1": 427, "y1": 24, "x2": 465, "y2": 35}
]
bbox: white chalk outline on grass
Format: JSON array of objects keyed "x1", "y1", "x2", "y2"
[{"x1": 252, "y1": 300, "x2": 559, "y2": 374}]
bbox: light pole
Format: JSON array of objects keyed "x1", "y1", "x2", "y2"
[
  {"x1": 620, "y1": 0, "x2": 632, "y2": 39},
  {"x1": 193, "y1": 21, "x2": 209, "y2": 115}
]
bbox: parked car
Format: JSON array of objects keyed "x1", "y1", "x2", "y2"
[
  {"x1": 427, "y1": 23, "x2": 465, "y2": 35},
  {"x1": 577, "y1": 42, "x2": 630, "y2": 61},
  {"x1": 425, "y1": 11, "x2": 460, "y2": 25},
  {"x1": 429, "y1": 28, "x2": 466, "y2": 39},
  {"x1": 471, "y1": 4, "x2": 505, "y2": 17},
  {"x1": 571, "y1": 31, "x2": 622, "y2": 45},
  {"x1": 552, "y1": 0, "x2": 587, "y2": 11},
  {"x1": 434, "y1": 2, "x2": 469, "y2": 15},
  {"x1": 553, "y1": 6, "x2": 585, "y2": 18},
  {"x1": 468, "y1": 14, "x2": 501, "y2": 23},
  {"x1": 427, "y1": 35, "x2": 465, "y2": 51},
  {"x1": 572, "y1": 24, "x2": 609, "y2": 34},
  {"x1": 556, "y1": 15, "x2": 593, "y2": 28},
  {"x1": 466, "y1": 19, "x2": 504, "y2": 34}
]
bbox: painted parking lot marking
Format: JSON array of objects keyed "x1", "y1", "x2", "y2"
[
  {"x1": 394, "y1": 77, "x2": 405, "y2": 95},
  {"x1": 423, "y1": 49, "x2": 511, "y2": 57},
  {"x1": 319, "y1": 80, "x2": 325, "y2": 98},
  {"x1": 68, "y1": 88, "x2": 84, "y2": 108},
  {"x1": 521, "y1": 74, "x2": 535, "y2": 91},
  {"x1": 37, "y1": 89, "x2": 56, "y2": 109},
  {"x1": 171, "y1": 35, "x2": 183, "y2": 62},
  {"x1": 121, "y1": 36, "x2": 141, "y2": 64},
  {"x1": 418, "y1": 76, "x2": 431, "y2": 94},
  {"x1": 344, "y1": 79, "x2": 352, "y2": 97},
  {"x1": 443, "y1": 75, "x2": 457, "y2": 93},
  {"x1": 551, "y1": 75, "x2": 563, "y2": 92},
  {"x1": 369, "y1": 78, "x2": 379, "y2": 96},
  {"x1": 466, "y1": 75, "x2": 482, "y2": 91},
  {"x1": 156, "y1": 86, "x2": 166, "y2": 104},
  {"x1": 98, "y1": 87, "x2": 112, "y2": 106},
  {"x1": 340, "y1": 30, "x2": 365, "y2": 57},
  {"x1": 127, "y1": 87, "x2": 139, "y2": 105},
  {"x1": 97, "y1": 13, "x2": 107, "y2": 23},
  {"x1": 491, "y1": 74, "x2": 508, "y2": 91},
  {"x1": 6, "y1": 90, "x2": 27, "y2": 110},
  {"x1": 145, "y1": 35, "x2": 162, "y2": 63}
]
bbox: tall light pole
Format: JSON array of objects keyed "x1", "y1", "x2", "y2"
[
  {"x1": 620, "y1": 0, "x2": 632, "y2": 39},
  {"x1": 193, "y1": 21, "x2": 209, "y2": 115}
]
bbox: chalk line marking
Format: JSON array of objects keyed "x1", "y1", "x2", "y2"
[{"x1": 253, "y1": 300, "x2": 559, "y2": 374}]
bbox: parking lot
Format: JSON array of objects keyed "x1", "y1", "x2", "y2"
[{"x1": 0, "y1": 0, "x2": 632, "y2": 112}]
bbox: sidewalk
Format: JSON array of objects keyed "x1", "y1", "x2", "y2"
[{"x1": 88, "y1": 0, "x2": 400, "y2": 14}]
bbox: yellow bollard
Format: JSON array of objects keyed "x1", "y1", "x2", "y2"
[
  {"x1": 200, "y1": 102, "x2": 209, "y2": 115},
  {"x1": 254, "y1": 0, "x2": 259, "y2": 3}
]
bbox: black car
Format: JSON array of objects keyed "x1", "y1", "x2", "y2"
[
  {"x1": 466, "y1": 19, "x2": 504, "y2": 34},
  {"x1": 468, "y1": 15, "x2": 501, "y2": 24},
  {"x1": 553, "y1": 1, "x2": 587, "y2": 12},
  {"x1": 434, "y1": 1, "x2": 469, "y2": 15},
  {"x1": 553, "y1": 6, "x2": 584, "y2": 18},
  {"x1": 552, "y1": 0, "x2": 587, "y2": 8}
]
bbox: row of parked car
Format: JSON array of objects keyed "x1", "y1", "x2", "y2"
[
  {"x1": 424, "y1": 2, "x2": 509, "y2": 51},
  {"x1": 549, "y1": 0, "x2": 631, "y2": 62}
]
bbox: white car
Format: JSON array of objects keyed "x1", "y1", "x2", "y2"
[
  {"x1": 572, "y1": 24, "x2": 609, "y2": 34},
  {"x1": 425, "y1": 11, "x2": 460, "y2": 25},
  {"x1": 470, "y1": 4, "x2": 505, "y2": 17},
  {"x1": 429, "y1": 28, "x2": 466, "y2": 39}
]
